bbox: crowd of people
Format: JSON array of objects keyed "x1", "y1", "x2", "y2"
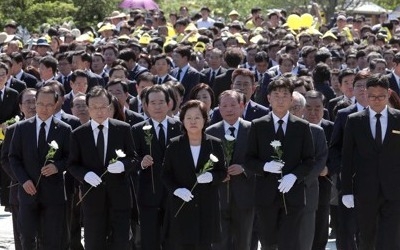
[{"x1": 1, "y1": 3, "x2": 400, "y2": 250}]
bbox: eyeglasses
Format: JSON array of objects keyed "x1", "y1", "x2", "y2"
[
  {"x1": 36, "y1": 103, "x2": 55, "y2": 109},
  {"x1": 88, "y1": 105, "x2": 110, "y2": 112},
  {"x1": 367, "y1": 95, "x2": 386, "y2": 101}
]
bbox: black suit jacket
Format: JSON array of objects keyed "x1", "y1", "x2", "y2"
[
  {"x1": 59, "y1": 111, "x2": 81, "y2": 130},
  {"x1": 19, "y1": 71, "x2": 38, "y2": 89},
  {"x1": 131, "y1": 117, "x2": 182, "y2": 207},
  {"x1": 329, "y1": 104, "x2": 358, "y2": 176},
  {"x1": 55, "y1": 74, "x2": 72, "y2": 94},
  {"x1": 9, "y1": 117, "x2": 71, "y2": 205},
  {"x1": 125, "y1": 109, "x2": 145, "y2": 126},
  {"x1": 387, "y1": 72, "x2": 399, "y2": 96},
  {"x1": 319, "y1": 119, "x2": 334, "y2": 205},
  {"x1": 171, "y1": 66, "x2": 203, "y2": 102},
  {"x1": 68, "y1": 119, "x2": 137, "y2": 209},
  {"x1": 0, "y1": 87, "x2": 19, "y2": 124},
  {"x1": 128, "y1": 96, "x2": 140, "y2": 113},
  {"x1": 212, "y1": 69, "x2": 234, "y2": 100},
  {"x1": 62, "y1": 92, "x2": 73, "y2": 115},
  {"x1": 8, "y1": 77, "x2": 27, "y2": 93},
  {"x1": 1, "y1": 123, "x2": 18, "y2": 205},
  {"x1": 200, "y1": 67, "x2": 227, "y2": 87},
  {"x1": 86, "y1": 70, "x2": 105, "y2": 90},
  {"x1": 245, "y1": 113, "x2": 314, "y2": 207},
  {"x1": 128, "y1": 64, "x2": 149, "y2": 82},
  {"x1": 206, "y1": 119, "x2": 255, "y2": 209},
  {"x1": 342, "y1": 108, "x2": 400, "y2": 203},
  {"x1": 161, "y1": 133, "x2": 225, "y2": 244},
  {"x1": 210, "y1": 100, "x2": 269, "y2": 124},
  {"x1": 155, "y1": 74, "x2": 177, "y2": 84},
  {"x1": 327, "y1": 95, "x2": 346, "y2": 121}
]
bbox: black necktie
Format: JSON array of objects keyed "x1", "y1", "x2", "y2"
[
  {"x1": 229, "y1": 127, "x2": 236, "y2": 138},
  {"x1": 38, "y1": 122, "x2": 47, "y2": 162},
  {"x1": 276, "y1": 120, "x2": 285, "y2": 141},
  {"x1": 375, "y1": 113, "x2": 382, "y2": 146},
  {"x1": 158, "y1": 77, "x2": 162, "y2": 85},
  {"x1": 176, "y1": 69, "x2": 182, "y2": 81},
  {"x1": 63, "y1": 76, "x2": 67, "y2": 85},
  {"x1": 249, "y1": 66, "x2": 253, "y2": 71},
  {"x1": 97, "y1": 125, "x2": 105, "y2": 165},
  {"x1": 158, "y1": 123, "x2": 165, "y2": 148},
  {"x1": 210, "y1": 71, "x2": 216, "y2": 84}
]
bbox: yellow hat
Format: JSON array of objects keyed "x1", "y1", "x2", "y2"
[
  {"x1": 250, "y1": 34, "x2": 263, "y2": 44},
  {"x1": 76, "y1": 32, "x2": 94, "y2": 43},
  {"x1": 229, "y1": 10, "x2": 240, "y2": 16},
  {"x1": 188, "y1": 33, "x2": 200, "y2": 43},
  {"x1": 118, "y1": 34, "x2": 130, "y2": 41},
  {"x1": 307, "y1": 27, "x2": 323, "y2": 37},
  {"x1": 193, "y1": 42, "x2": 206, "y2": 52},
  {"x1": 139, "y1": 33, "x2": 151, "y2": 45},
  {"x1": 98, "y1": 23, "x2": 116, "y2": 33},
  {"x1": 184, "y1": 22, "x2": 198, "y2": 32},
  {"x1": 233, "y1": 33, "x2": 246, "y2": 44},
  {"x1": 322, "y1": 30, "x2": 337, "y2": 40}
]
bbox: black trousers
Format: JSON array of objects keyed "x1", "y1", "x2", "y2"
[
  {"x1": 139, "y1": 205, "x2": 164, "y2": 250},
  {"x1": 10, "y1": 204, "x2": 22, "y2": 250},
  {"x1": 19, "y1": 202, "x2": 64, "y2": 250},
  {"x1": 336, "y1": 193, "x2": 358, "y2": 250}
]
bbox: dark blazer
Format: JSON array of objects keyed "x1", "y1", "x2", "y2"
[
  {"x1": 131, "y1": 117, "x2": 182, "y2": 207},
  {"x1": 55, "y1": 74, "x2": 72, "y2": 94},
  {"x1": 87, "y1": 70, "x2": 105, "y2": 90},
  {"x1": 161, "y1": 134, "x2": 226, "y2": 244},
  {"x1": 314, "y1": 82, "x2": 336, "y2": 105},
  {"x1": 62, "y1": 92, "x2": 73, "y2": 115},
  {"x1": 128, "y1": 64, "x2": 149, "y2": 82},
  {"x1": 327, "y1": 95, "x2": 346, "y2": 121},
  {"x1": 329, "y1": 104, "x2": 358, "y2": 176},
  {"x1": 1, "y1": 123, "x2": 19, "y2": 205},
  {"x1": 59, "y1": 111, "x2": 81, "y2": 130},
  {"x1": 124, "y1": 109, "x2": 145, "y2": 126},
  {"x1": 206, "y1": 119, "x2": 255, "y2": 209},
  {"x1": 68, "y1": 118, "x2": 137, "y2": 209},
  {"x1": 128, "y1": 96, "x2": 141, "y2": 113},
  {"x1": 0, "y1": 87, "x2": 19, "y2": 124},
  {"x1": 200, "y1": 67, "x2": 227, "y2": 87},
  {"x1": 245, "y1": 113, "x2": 314, "y2": 207},
  {"x1": 9, "y1": 117, "x2": 71, "y2": 205},
  {"x1": 171, "y1": 66, "x2": 203, "y2": 102},
  {"x1": 212, "y1": 69, "x2": 234, "y2": 100},
  {"x1": 210, "y1": 100, "x2": 269, "y2": 124},
  {"x1": 319, "y1": 119, "x2": 334, "y2": 206},
  {"x1": 305, "y1": 124, "x2": 328, "y2": 210},
  {"x1": 155, "y1": 74, "x2": 177, "y2": 84},
  {"x1": 387, "y1": 72, "x2": 399, "y2": 96},
  {"x1": 8, "y1": 77, "x2": 27, "y2": 93},
  {"x1": 19, "y1": 71, "x2": 38, "y2": 89},
  {"x1": 342, "y1": 107, "x2": 400, "y2": 202}
]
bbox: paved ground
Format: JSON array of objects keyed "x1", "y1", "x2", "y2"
[{"x1": 0, "y1": 206, "x2": 337, "y2": 249}]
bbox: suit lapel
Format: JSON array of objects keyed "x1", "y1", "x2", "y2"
[
  {"x1": 383, "y1": 108, "x2": 394, "y2": 147},
  {"x1": 362, "y1": 109, "x2": 378, "y2": 150},
  {"x1": 233, "y1": 121, "x2": 246, "y2": 162}
]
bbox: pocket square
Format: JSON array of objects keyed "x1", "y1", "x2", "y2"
[{"x1": 392, "y1": 130, "x2": 400, "y2": 134}]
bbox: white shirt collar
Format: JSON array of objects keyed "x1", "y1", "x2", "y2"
[
  {"x1": 15, "y1": 70, "x2": 24, "y2": 80},
  {"x1": 36, "y1": 115, "x2": 53, "y2": 128},
  {"x1": 356, "y1": 102, "x2": 366, "y2": 112},
  {"x1": 369, "y1": 106, "x2": 388, "y2": 119},
  {"x1": 91, "y1": 118, "x2": 109, "y2": 130},
  {"x1": 271, "y1": 111, "x2": 290, "y2": 124},
  {"x1": 223, "y1": 118, "x2": 240, "y2": 135},
  {"x1": 152, "y1": 117, "x2": 168, "y2": 129}
]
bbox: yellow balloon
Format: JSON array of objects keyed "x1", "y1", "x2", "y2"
[
  {"x1": 287, "y1": 14, "x2": 301, "y2": 30},
  {"x1": 300, "y1": 13, "x2": 314, "y2": 28}
]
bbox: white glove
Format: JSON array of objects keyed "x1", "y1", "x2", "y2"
[
  {"x1": 197, "y1": 172, "x2": 213, "y2": 184},
  {"x1": 263, "y1": 161, "x2": 284, "y2": 173},
  {"x1": 107, "y1": 161, "x2": 125, "y2": 173},
  {"x1": 84, "y1": 171, "x2": 102, "y2": 187},
  {"x1": 173, "y1": 188, "x2": 194, "y2": 202},
  {"x1": 342, "y1": 195, "x2": 355, "y2": 208},
  {"x1": 278, "y1": 174, "x2": 297, "y2": 193}
]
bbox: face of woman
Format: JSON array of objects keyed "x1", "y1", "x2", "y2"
[
  {"x1": 183, "y1": 107, "x2": 205, "y2": 135},
  {"x1": 196, "y1": 89, "x2": 212, "y2": 112}
]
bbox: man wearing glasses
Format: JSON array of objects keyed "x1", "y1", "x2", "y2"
[{"x1": 341, "y1": 74, "x2": 400, "y2": 248}]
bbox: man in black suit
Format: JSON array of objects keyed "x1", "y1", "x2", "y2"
[
  {"x1": 206, "y1": 90, "x2": 255, "y2": 250},
  {"x1": 245, "y1": 77, "x2": 314, "y2": 249},
  {"x1": 68, "y1": 87, "x2": 137, "y2": 250},
  {"x1": 118, "y1": 48, "x2": 149, "y2": 82},
  {"x1": 1, "y1": 55, "x2": 27, "y2": 93},
  {"x1": 327, "y1": 69, "x2": 355, "y2": 120},
  {"x1": 201, "y1": 48, "x2": 226, "y2": 87},
  {"x1": 0, "y1": 62, "x2": 19, "y2": 124},
  {"x1": 106, "y1": 79, "x2": 144, "y2": 126},
  {"x1": 63, "y1": 70, "x2": 89, "y2": 115},
  {"x1": 55, "y1": 53, "x2": 73, "y2": 94},
  {"x1": 131, "y1": 85, "x2": 182, "y2": 250},
  {"x1": 10, "y1": 51, "x2": 38, "y2": 89},
  {"x1": 212, "y1": 47, "x2": 243, "y2": 100},
  {"x1": 153, "y1": 53, "x2": 177, "y2": 84},
  {"x1": 34, "y1": 56, "x2": 58, "y2": 89},
  {"x1": 342, "y1": 74, "x2": 400, "y2": 248},
  {"x1": 171, "y1": 45, "x2": 203, "y2": 102},
  {"x1": 1, "y1": 88, "x2": 37, "y2": 250},
  {"x1": 330, "y1": 70, "x2": 371, "y2": 250},
  {"x1": 210, "y1": 68, "x2": 269, "y2": 124},
  {"x1": 387, "y1": 52, "x2": 400, "y2": 96},
  {"x1": 71, "y1": 50, "x2": 105, "y2": 90},
  {"x1": 9, "y1": 86, "x2": 71, "y2": 250}
]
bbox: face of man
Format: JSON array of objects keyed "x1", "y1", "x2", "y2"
[
  {"x1": 208, "y1": 52, "x2": 222, "y2": 70},
  {"x1": 353, "y1": 79, "x2": 368, "y2": 106},
  {"x1": 0, "y1": 68, "x2": 7, "y2": 87},
  {"x1": 88, "y1": 94, "x2": 111, "y2": 124},
  {"x1": 304, "y1": 51, "x2": 316, "y2": 68},
  {"x1": 154, "y1": 58, "x2": 170, "y2": 75},
  {"x1": 346, "y1": 57, "x2": 357, "y2": 69},
  {"x1": 268, "y1": 46, "x2": 280, "y2": 61},
  {"x1": 256, "y1": 61, "x2": 268, "y2": 74},
  {"x1": 103, "y1": 49, "x2": 117, "y2": 66},
  {"x1": 372, "y1": 62, "x2": 386, "y2": 74},
  {"x1": 267, "y1": 88, "x2": 293, "y2": 118},
  {"x1": 107, "y1": 83, "x2": 128, "y2": 107},
  {"x1": 91, "y1": 55, "x2": 105, "y2": 73},
  {"x1": 280, "y1": 59, "x2": 294, "y2": 74},
  {"x1": 219, "y1": 94, "x2": 244, "y2": 125},
  {"x1": 20, "y1": 90, "x2": 37, "y2": 119},
  {"x1": 110, "y1": 69, "x2": 127, "y2": 81},
  {"x1": 39, "y1": 63, "x2": 53, "y2": 81},
  {"x1": 231, "y1": 75, "x2": 255, "y2": 103},
  {"x1": 340, "y1": 74, "x2": 355, "y2": 98},
  {"x1": 71, "y1": 76, "x2": 88, "y2": 94},
  {"x1": 172, "y1": 52, "x2": 187, "y2": 68},
  {"x1": 304, "y1": 98, "x2": 324, "y2": 124},
  {"x1": 58, "y1": 58, "x2": 71, "y2": 76},
  {"x1": 145, "y1": 91, "x2": 170, "y2": 122},
  {"x1": 71, "y1": 96, "x2": 90, "y2": 123},
  {"x1": 289, "y1": 96, "x2": 305, "y2": 118},
  {"x1": 367, "y1": 86, "x2": 388, "y2": 113},
  {"x1": 136, "y1": 80, "x2": 154, "y2": 96},
  {"x1": 71, "y1": 55, "x2": 86, "y2": 71},
  {"x1": 246, "y1": 49, "x2": 257, "y2": 65},
  {"x1": 36, "y1": 92, "x2": 57, "y2": 121}
]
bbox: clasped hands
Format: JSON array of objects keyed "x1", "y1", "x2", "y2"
[
  {"x1": 84, "y1": 161, "x2": 125, "y2": 187},
  {"x1": 263, "y1": 161, "x2": 297, "y2": 193}
]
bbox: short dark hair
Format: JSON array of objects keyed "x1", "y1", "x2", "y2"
[
  {"x1": 144, "y1": 85, "x2": 170, "y2": 105},
  {"x1": 179, "y1": 100, "x2": 208, "y2": 133},
  {"x1": 218, "y1": 89, "x2": 243, "y2": 104},
  {"x1": 224, "y1": 47, "x2": 243, "y2": 68},
  {"x1": 36, "y1": 86, "x2": 59, "y2": 103},
  {"x1": 231, "y1": 68, "x2": 255, "y2": 84},
  {"x1": 0, "y1": 62, "x2": 9, "y2": 74},
  {"x1": 86, "y1": 86, "x2": 112, "y2": 106},
  {"x1": 338, "y1": 68, "x2": 355, "y2": 85},
  {"x1": 71, "y1": 69, "x2": 89, "y2": 83},
  {"x1": 254, "y1": 51, "x2": 269, "y2": 63},
  {"x1": 312, "y1": 63, "x2": 331, "y2": 84},
  {"x1": 353, "y1": 70, "x2": 372, "y2": 86},
  {"x1": 267, "y1": 77, "x2": 294, "y2": 94},
  {"x1": 106, "y1": 78, "x2": 129, "y2": 93},
  {"x1": 173, "y1": 45, "x2": 192, "y2": 61},
  {"x1": 366, "y1": 74, "x2": 389, "y2": 90},
  {"x1": 39, "y1": 56, "x2": 58, "y2": 74},
  {"x1": 137, "y1": 72, "x2": 155, "y2": 85},
  {"x1": 73, "y1": 50, "x2": 92, "y2": 64},
  {"x1": 119, "y1": 48, "x2": 137, "y2": 62},
  {"x1": 18, "y1": 88, "x2": 37, "y2": 104},
  {"x1": 109, "y1": 65, "x2": 128, "y2": 78},
  {"x1": 304, "y1": 90, "x2": 325, "y2": 104},
  {"x1": 369, "y1": 58, "x2": 387, "y2": 70},
  {"x1": 44, "y1": 80, "x2": 66, "y2": 96}
]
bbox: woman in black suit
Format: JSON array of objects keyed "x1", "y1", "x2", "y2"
[{"x1": 161, "y1": 100, "x2": 226, "y2": 250}]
